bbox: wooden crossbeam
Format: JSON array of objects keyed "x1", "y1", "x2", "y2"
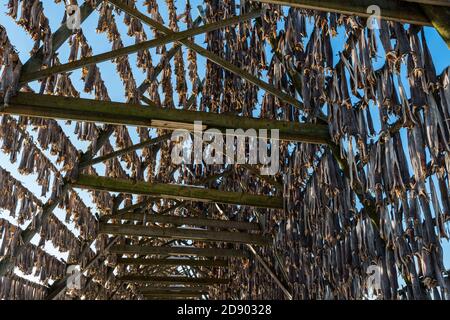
[
  {"x1": 81, "y1": 134, "x2": 171, "y2": 167},
  {"x1": 109, "y1": 213, "x2": 260, "y2": 231},
  {"x1": 138, "y1": 287, "x2": 209, "y2": 294},
  {"x1": 143, "y1": 297, "x2": 199, "y2": 300},
  {"x1": 140, "y1": 292, "x2": 206, "y2": 298},
  {"x1": 3, "y1": 93, "x2": 329, "y2": 144},
  {"x1": 117, "y1": 257, "x2": 228, "y2": 267},
  {"x1": 110, "y1": 245, "x2": 247, "y2": 258},
  {"x1": 401, "y1": 0, "x2": 450, "y2": 6},
  {"x1": 99, "y1": 223, "x2": 269, "y2": 245},
  {"x1": 19, "y1": 10, "x2": 262, "y2": 83},
  {"x1": 118, "y1": 275, "x2": 229, "y2": 285},
  {"x1": 72, "y1": 174, "x2": 284, "y2": 209},
  {"x1": 107, "y1": 0, "x2": 303, "y2": 110}
]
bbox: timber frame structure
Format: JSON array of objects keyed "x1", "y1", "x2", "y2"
[{"x1": 0, "y1": 0, "x2": 449, "y2": 300}]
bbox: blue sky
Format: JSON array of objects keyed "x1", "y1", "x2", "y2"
[{"x1": 1, "y1": 1, "x2": 450, "y2": 293}]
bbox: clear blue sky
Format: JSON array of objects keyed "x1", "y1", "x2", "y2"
[{"x1": 1, "y1": 1, "x2": 449, "y2": 290}]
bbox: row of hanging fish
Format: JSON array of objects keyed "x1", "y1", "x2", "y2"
[
  {"x1": 0, "y1": 25, "x2": 22, "y2": 106},
  {"x1": 0, "y1": 218, "x2": 65, "y2": 281},
  {"x1": 0, "y1": 115, "x2": 57, "y2": 198},
  {"x1": 0, "y1": 167, "x2": 42, "y2": 224},
  {"x1": 6, "y1": 0, "x2": 53, "y2": 66},
  {"x1": 2, "y1": 0, "x2": 139, "y2": 300},
  {"x1": 0, "y1": 274, "x2": 47, "y2": 300}
]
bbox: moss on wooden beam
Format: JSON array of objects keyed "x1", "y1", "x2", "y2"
[
  {"x1": 117, "y1": 257, "x2": 228, "y2": 268},
  {"x1": 4, "y1": 93, "x2": 330, "y2": 144},
  {"x1": 140, "y1": 292, "x2": 207, "y2": 298},
  {"x1": 72, "y1": 174, "x2": 283, "y2": 209},
  {"x1": 99, "y1": 223, "x2": 269, "y2": 245},
  {"x1": 420, "y1": 4, "x2": 450, "y2": 47},
  {"x1": 110, "y1": 245, "x2": 247, "y2": 258},
  {"x1": 110, "y1": 213, "x2": 261, "y2": 231}
]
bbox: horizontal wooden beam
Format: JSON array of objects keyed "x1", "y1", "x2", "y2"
[
  {"x1": 72, "y1": 174, "x2": 284, "y2": 209},
  {"x1": 4, "y1": 93, "x2": 330, "y2": 144},
  {"x1": 110, "y1": 213, "x2": 261, "y2": 231},
  {"x1": 118, "y1": 275, "x2": 229, "y2": 285},
  {"x1": 99, "y1": 223, "x2": 269, "y2": 245},
  {"x1": 140, "y1": 292, "x2": 207, "y2": 298},
  {"x1": 138, "y1": 286, "x2": 209, "y2": 294},
  {"x1": 81, "y1": 134, "x2": 171, "y2": 167},
  {"x1": 252, "y1": 0, "x2": 431, "y2": 25},
  {"x1": 110, "y1": 245, "x2": 247, "y2": 258},
  {"x1": 19, "y1": 10, "x2": 262, "y2": 83},
  {"x1": 138, "y1": 285, "x2": 209, "y2": 291},
  {"x1": 117, "y1": 257, "x2": 228, "y2": 267}
]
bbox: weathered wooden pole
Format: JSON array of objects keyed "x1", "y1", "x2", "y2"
[
  {"x1": 108, "y1": 213, "x2": 261, "y2": 231},
  {"x1": 72, "y1": 174, "x2": 284, "y2": 209},
  {"x1": 118, "y1": 275, "x2": 229, "y2": 285},
  {"x1": 99, "y1": 223, "x2": 270, "y2": 245},
  {"x1": 19, "y1": 10, "x2": 262, "y2": 83},
  {"x1": 106, "y1": 0, "x2": 303, "y2": 109},
  {"x1": 4, "y1": 93, "x2": 330, "y2": 144},
  {"x1": 110, "y1": 245, "x2": 247, "y2": 258},
  {"x1": 117, "y1": 257, "x2": 228, "y2": 267}
]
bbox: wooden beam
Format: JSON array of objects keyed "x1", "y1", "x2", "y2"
[
  {"x1": 72, "y1": 174, "x2": 284, "y2": 209},
  {"x1": 107, "y1": 0, "x2": 303, "y2": 110},
  {"x1": 252, "y1": 0, "x2": 431, "y2": 25},
  {"x1": 118, "y1": 275, "x2": 229, "y2": 285},
  {"x1": 420, "y1": 4, "x2": 450, "y2": 47},
  {"x1": 99, "y1": 223, "x2": 269, "y2": 245},
  {"x1": 109, "y1": 213, "x2": 260, "y2": 231},
  {"x1": 110, "y1": 245, "x2": 247, "y2": 258},
  {"x1": 140, "y1": 292, "x2": 207, "y2": 298},
  {"x1": 19, "y1": 10, "x2": 262, "y2": 83},
  {"x1": 4, "y1": 93, "x2": 330, "y2": 145},
  {"x1": 138, "y1": 286, "x2": 209, "y2": 294},
  {"x1": 117, "y1": 257, "x2": 228, "y2": 267}
]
